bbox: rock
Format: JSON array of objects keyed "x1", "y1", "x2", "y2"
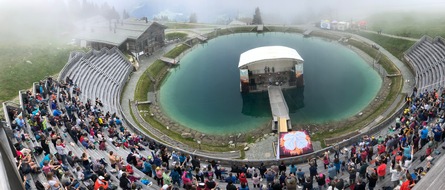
[
  {"x1": 181, "y1": 133, "x2": 192, "y2": 138},
  {"x1": 244, "y1": 147, "x2": 250, "y2": 151},
  {"x1": 228, "y1": 141, "x2": 233, "y2": 144}
]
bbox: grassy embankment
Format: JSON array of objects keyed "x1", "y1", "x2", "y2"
[
  {"x1": 165, "y1": 32, "x2": 188, "y2": 41},
  {"x1": 162, "y1": 22, "x2": 222, "y2": 29},
  {"x1": 132, "y1": 44, "x2": 241, "y2": 153},
  {"x1": 366, "y1": 11, "x2": 445, "y2": 38},
  {"x1": 0, "y1": 45, "x2": 77, "y2": 104},
  {"x1": 354, "y1": 31, "x2": 416, "y2": 60},
  {"x1": 309, "y1": 30, "x2": 404, "y2": 146}
]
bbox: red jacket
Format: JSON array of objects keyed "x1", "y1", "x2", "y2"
[
  {"x1": 378, "y1": 144, "x2": 386, "y2": 154},
  {"x1": 377, "y1": 163, "x2": 387, "y2": 176},
  {"x1": 239, "y1": 173, "x2": 247, "y2": 184},
  {"x1": 400, "y1": 180, "x2": 412, "y2": 190},
  {"x1": 94, "y1": 179, "x2": 108, "y2": 190}
]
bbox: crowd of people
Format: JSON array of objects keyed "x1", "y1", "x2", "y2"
[{"x1": 5, "y1": 74, "x2": 445, "y2": 190}]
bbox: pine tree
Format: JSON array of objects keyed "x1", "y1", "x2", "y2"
[
  {"x1": 252, "y1": 7, "x2": 263, "y2": 25},
  {"x1": 122, "y1": 9, "x2": 130, "y2": 19},
  {"x1": 189, "y1": 13, "x2": 197, "y2": 23}
]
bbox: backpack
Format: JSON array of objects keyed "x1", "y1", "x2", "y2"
[
  {"x1": 420, "y1": 155, "x2": 426, "y2": 162},
  {"x1": 34, "y1": 146, "x2": 44, "y2": 155},
  {"x1": 35, "y1": 180, "x2": 45, "y2": 190},
  {"x1": 21, "y1": 163, "x2": 32, "y2": 175}
]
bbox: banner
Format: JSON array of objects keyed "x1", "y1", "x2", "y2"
[
  {"x1": 320, "y1": 20, "x2": 331, "y2": 30},
  {"x1": 279, "y1": 130, "x2": 313, "y2": 158},
  {"x1": 240, "y1": 69, "x2": 249, "y2": 83}
]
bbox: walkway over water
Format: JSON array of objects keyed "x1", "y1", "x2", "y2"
[
  {"x1": 303, "y1": 29, "x2": 313, "y2": 36},
  {"x1": 268, "y1": 86, "x2": 291, "y2": 132},
  {"x1": 160, "y1": 56, "x2": 179, "y2": 65},
  {"x1": 257, "y1": 25, "x2": 264, "y2": 32},
  {"x1": 196, "y1": 35, "x2": 207, "y2": 42}
]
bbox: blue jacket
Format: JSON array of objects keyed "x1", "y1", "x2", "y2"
[
  {"x1": 142, "y1": 161, "x2": 152, "y2": 173},
  {"x1": 421, "y1": 128, "x2": 429, "y2": 139}
]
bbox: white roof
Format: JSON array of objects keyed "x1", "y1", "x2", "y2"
[{"x1": 238, "y1": 46, "x2": 304, "y2": 68}]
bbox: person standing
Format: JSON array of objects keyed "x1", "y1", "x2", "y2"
[
  {"x1": 377, "y1": 162, "x2": 387, "y2": 181},
  {"x1": 55, "y1": 139, "x2": 68, "y2": 165},
  {"x1": 289, "y1": 163, "x2": 297, "y2": 175},
  {"x1": 367, "y1": 172, "x2": 378, "y2": 190},
  {"x1": 286, "y1": 173, "x2": 297, "y2": 190},
  {"x1": 119, "y1": 173, "x2": 132, "y2": 190},
  {"x1": 327, "y1": 164, "x2": 337, "y2": 180},
  {"x1": 390, "y1": 164, "x2": 403, "y2": 188}
]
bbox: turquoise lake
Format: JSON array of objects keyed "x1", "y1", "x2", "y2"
[{"x1": 159, "y1": 33, "x2": 382, "y2": 134}]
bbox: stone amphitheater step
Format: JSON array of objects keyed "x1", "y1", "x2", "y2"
[
  {"x1": 69, "y1": 59, "x2": 87, "y2": 83},
  {"x1": 432, "y1": 67, "x2": 437, "y2": 86},
  {"x1": 421, "y1": 42, "x2": 440, "y2": 62},
  {"x1": 117, "y1": 65, "x2": 132, "y2": 84},
  {"x1": 439, "y1": 63, "x2": 445, "y2": 86},
  {"x1": 99, "y1": 80, "x2": 115, "y2": 113},
  {"x1": 80, "y1": 66, "x2": 96, "y2": 102},
  {"x1": 65, "y1": 58, "x2": 82, "y2": 81},
  {"x1": 412, "y1": 50, "x2": 428, "y2": 71},
  {"x1": 92, "y1": 73, "x2": 107, "y2": 104},
  {"x1": 407, "y1": 54, "x2": 421, "y2": 72},
  {"x1": 436, "y1": 41, "x2": 445, "y2": 52},
  {"x1": 421, "y1": 72, "x2": 427, "y2": 89},
  {"x1": 102, "y1": 61, "x2": 117, "y2": 83},
  {"x1": 110, "y1": 60, "x2": 127, "y2": 83},
  {"x1": 416, "y1": 44, "x2": 436, "y2": 67},
  {"x1": 84, "y1": 67, "x2": 100, "y2": 103},
  {"x1": 428, "y1": 42, "x2": 445, "y2": 59},
  {"x1": 418, "y1": 43, "x2": 437, "y2": 64}
]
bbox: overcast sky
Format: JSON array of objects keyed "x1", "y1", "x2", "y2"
[
  {"x1": 87, "y1": 0, "x2": 445, "y2": 23},
  {"x1": 1, "y1": 0, "x2": 445, "y2": 44},
  {"x1": 2, "y1": 0, "x2": 445, "y2": 23}
]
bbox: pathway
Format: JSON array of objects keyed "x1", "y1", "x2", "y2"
[
  {"x1": 120, "y1": 44, "x2": 176, "y2": 119},
  {"x1": 350, "y1": 33, "x2": 416, "y2": 94},
  {"x1": 360, "y1": 29, "x2": 420, "y2": 42}
]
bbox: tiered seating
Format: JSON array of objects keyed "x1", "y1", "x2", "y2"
[
  {"x1": 60, "y1": 47, "x2": 133, "y2": 115},
  {"x1": 4, "y1": 75, "x2": 161, "y2": 189},
  {"x1": 404, "y1": 35, "x2": 445, "y2": 91}
]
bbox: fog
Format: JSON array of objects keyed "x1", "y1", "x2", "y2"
[
  {"x1": 1, "y1": 0, "x2": 445, "y2": 44},
  {"x1": 95, "y1": 0, "x2": 445, "y2": 23}
]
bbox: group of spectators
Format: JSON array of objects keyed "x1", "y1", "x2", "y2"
[
  {"x1": 214, "y1": 88, "x2": 444, "y2": 190},
  {"x1": 6, "y1": 74, "x2": 445, "y2": 190}
]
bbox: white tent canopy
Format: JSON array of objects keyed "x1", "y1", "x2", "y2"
[{"x1": 238, "y1": 46, "x2": 304, "y2": 70}]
